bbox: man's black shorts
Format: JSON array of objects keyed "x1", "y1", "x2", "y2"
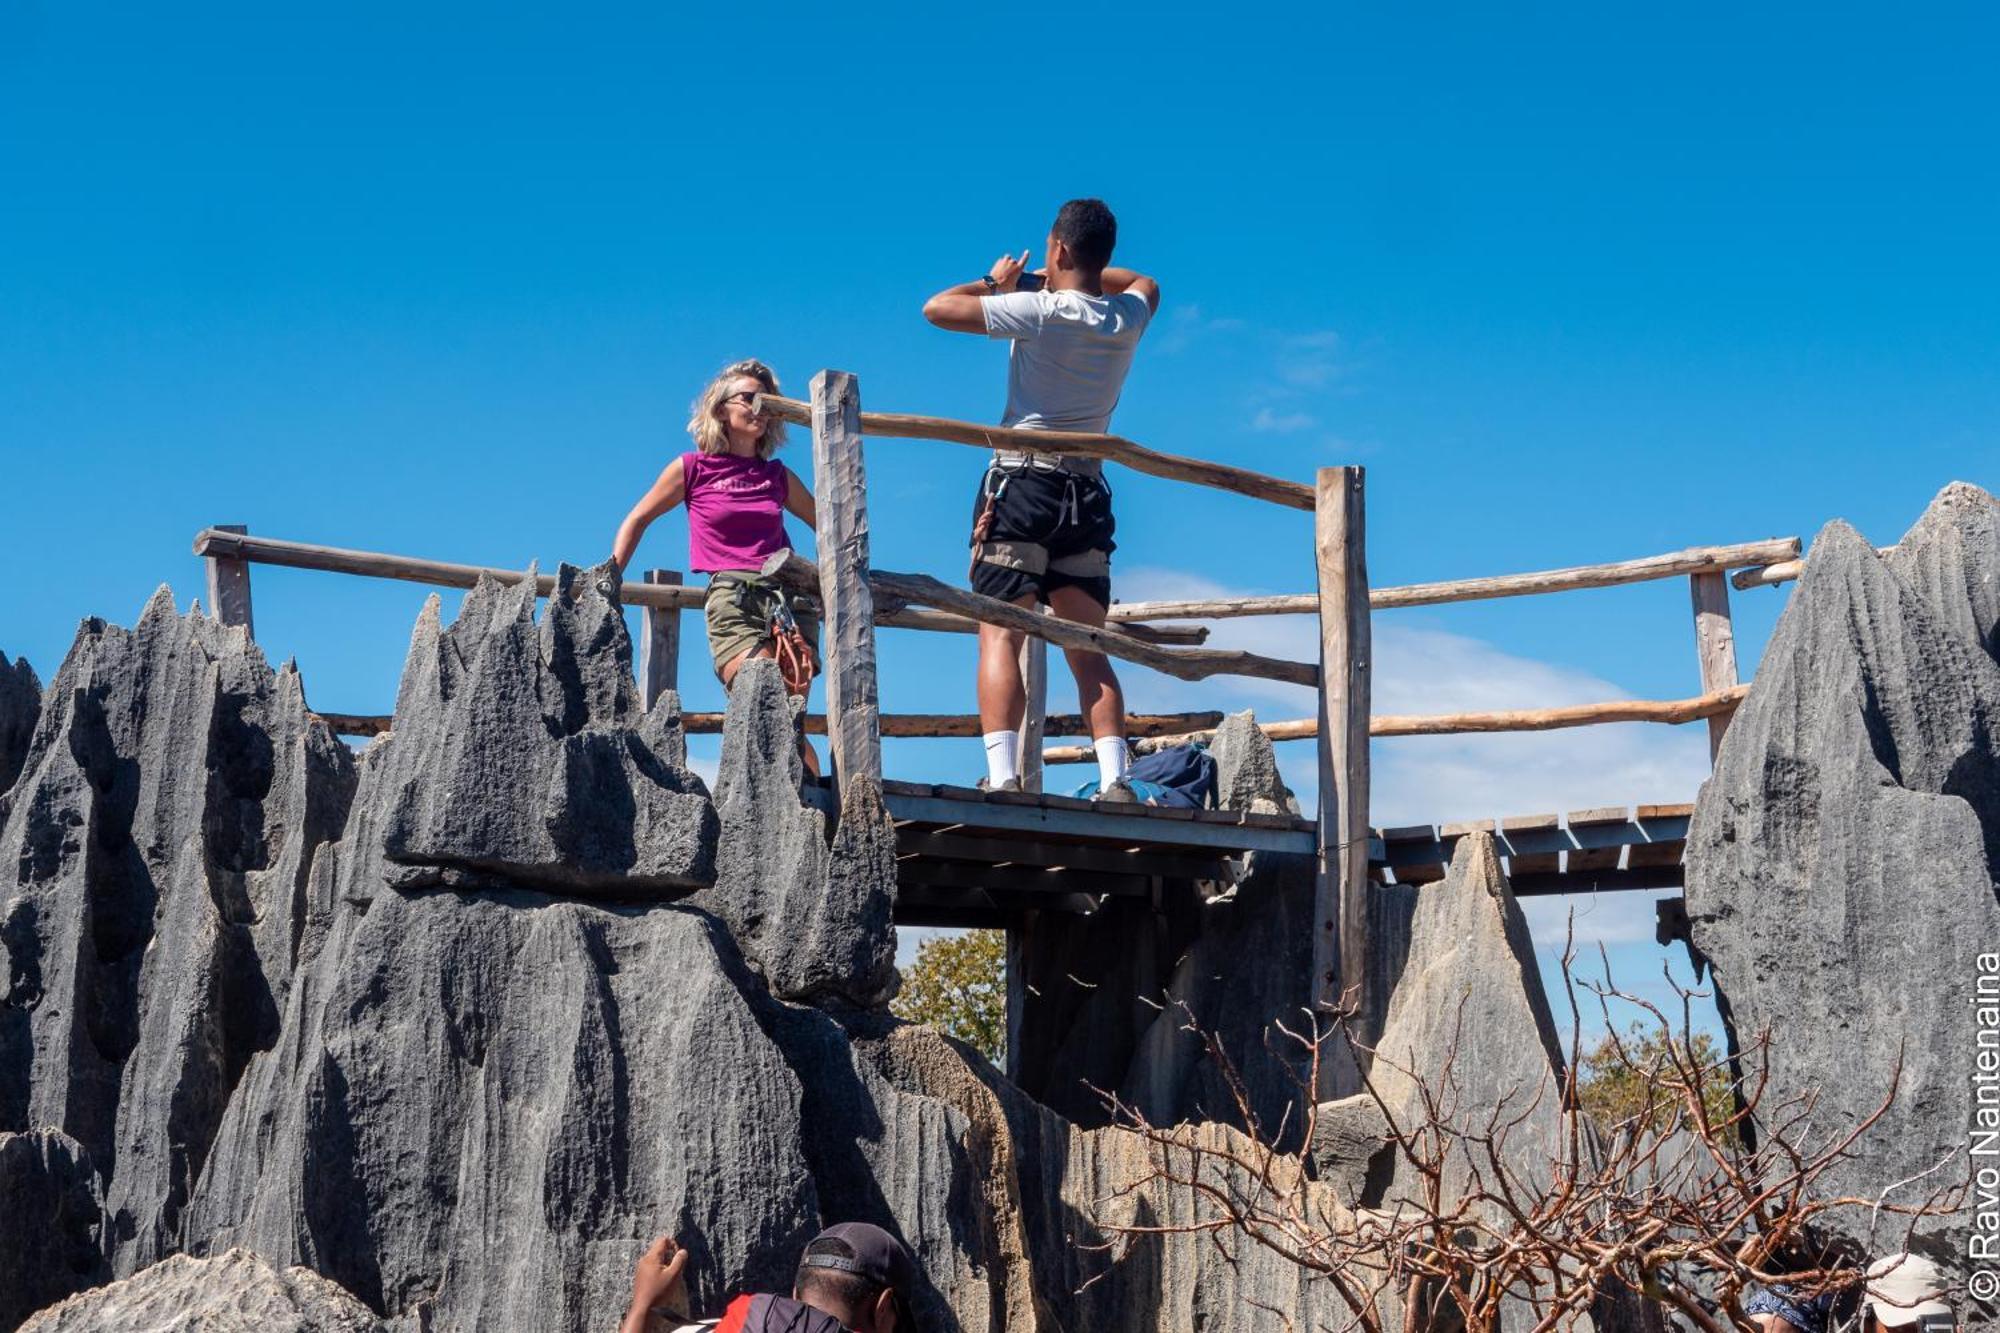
[{"x1": 968, "y1": 461, "x2": 1116, "y2": 608}]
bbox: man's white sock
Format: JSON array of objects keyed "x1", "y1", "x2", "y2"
[
  {"x1": 983, "y1": 730, "x2": 1021, "y2": 787},
  {"x1": 1094, "y1": 736, "x2": 1129, "y2": 788}
]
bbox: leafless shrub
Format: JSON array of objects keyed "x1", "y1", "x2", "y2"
[{"x1": 1083, "y1": 929, "x2": 1963, "y2": 1332}]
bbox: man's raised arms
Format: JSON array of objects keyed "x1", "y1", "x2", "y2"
[
  {"x1": 1099, "y1": 266, "x2": 1162, "y2": 312},
  {"x1": 922, "y1": 250, "x2": 1030, "y2": 334}
]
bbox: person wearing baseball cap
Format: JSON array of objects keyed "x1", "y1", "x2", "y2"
[
  {"x1": 1862, "y1": 1253, "x2": 1956, "y2": 1331},
  {"x1": 621, "y1": 1221, "x2": 918, "y2": 1333}
]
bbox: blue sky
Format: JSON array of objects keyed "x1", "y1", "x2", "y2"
[{"x1": 4, "y1": 3, "x2": 1995, "y2": 1035}]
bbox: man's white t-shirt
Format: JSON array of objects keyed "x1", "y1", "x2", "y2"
[{"x1": 981, "y1": 288, "x2": 1152, "y2": 476}]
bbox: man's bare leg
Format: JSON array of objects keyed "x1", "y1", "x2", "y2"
[
  {"x1": 976, "y1": 593, "x2": 1040, "y2": 786},
  {"x1": 1046, "y1": 584, "x2": 1129, "y2": 790}
]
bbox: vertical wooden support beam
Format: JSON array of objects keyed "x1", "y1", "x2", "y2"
[
  {"x1": 639, "y1": 569, "x2": 683, "y2": 710},
  {"x1": 1313, "y1": 468, "x2": 1370, "y2": 1050},
  {"x1": 1689, "y1": 571, "x2": 1740, "y2": 763},
  {"x1": 205, "y1": 523, "x2": 255, "y2": 637},
  {"x1": 1016, "y1": 609, "x2": 1048, "y2": 794},
  {"x1": 811, "y1": 370, "x2": 882, "y2": 797}
]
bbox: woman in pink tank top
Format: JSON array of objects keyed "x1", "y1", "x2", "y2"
[{"x1": 612, "y1": 359, "x2": 821, "y2": 772}]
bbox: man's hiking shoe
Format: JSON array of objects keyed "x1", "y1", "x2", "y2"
[
  {"x1": 1094, "y1": 777, "x2": 1140, "y2": 804},
  {"x1": 977, "y1": 776, "x2": 1023, "y2": 794}
]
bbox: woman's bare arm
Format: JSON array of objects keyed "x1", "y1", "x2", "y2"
[
  {"x1": 612, "y1": 457, "x2": 687, "y2": 572},
  {"x1": 782, "y1": 465, "x2": 817, "y2": 530}
]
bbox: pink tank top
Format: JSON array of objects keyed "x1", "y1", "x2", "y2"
[{"x1": 682, "y1": 451, "x2": 792, "y2": 573}]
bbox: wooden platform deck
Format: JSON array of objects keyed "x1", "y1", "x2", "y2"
[{"x1": 797, "y1": 781, "x2": 1693, "y2": 927}]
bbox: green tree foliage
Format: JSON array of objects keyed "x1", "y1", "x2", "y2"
[
  {"x1": 892, "y1": 930, "x2": 1006, "y2": 1066},
  {"x1": 1574, "y1": 1022, "x2": 1738, "y2": 1139}
]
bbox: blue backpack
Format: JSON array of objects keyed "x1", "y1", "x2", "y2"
[
  {"x1": 1128, "y1": 743, "x2": 1219, "y2": 809},
  {"x1": 1073, "y1": 743, "x2": 1218, "y2": 808}
]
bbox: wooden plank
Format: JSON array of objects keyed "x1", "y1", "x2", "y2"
[
  {"x1": 1628, "y1": 804, "x2": 1693, "y2": 868},
  {"x1": 1731, "y1": 545, "x2": 1895, "y2": 591},
  {"x1": 1314, "y1": 466, "x2": 1371, "y2": 1044},
  {"x1": 876, "y1": 789, "x2": 1318, "y2": 855},
  {"x1": 897, "y1": 830, "x2": 1240, "y2": 882},
  {"x1": 811, "y1": 370, "x2": 881, "y2": 796},
  {"x1": 896, "y1": 890, "x2": 1102, "y2": 925},
  {"x1": 204, "y1": 523, "x2": 255, "y2": 636},
  {"x1": 682, "y1": 709, "x2": 1226, "y2": 739},
  {"x1": 1045, "y1": 689, "x2": 1749, "y2": 760},
  {"x1": 1380, "y1": 824, "x2": 1445, "y2": 884},
  {"x1": 762, "y1": 548, "x2": 1317, "y2": 687},
  {"x1": 1499, "y1": 813, "x2": 1562, "y2": 874},
  {"x1": 1373, "y1": 687, "x2": 1749, "y2": 736},
  {"x1": 1564, "y1": 807, "x2": 1630, "y2": 873},
  {"x1": 1689, "y1": 571, "x2": 1740, "y2": 762},
  {"x1": 186, "y1": 526, "x2": 1200, "y2": 643},
  {"x1": 316, "y1": 712, "x2": 391, "y2": 738},
  {"x1": 639, "y1": 568, "x2": 682, "y2": 709},
  {"x1": 1018, "y1": 607, "x2": 1047, "y2": 795},
  {"x1": 1510, "y1": 865, "x2": 1686, "y2": 897},
  {"x1": 755, "y1": 393, "x2": 1315, "y2": 511},
  {"x1": 1103, "y1": 538, "x2": 1804, "y2": 620},
  {"x1": 899, "y1": 859, "x2": 1151, "y2": 898},
  {"x1": 1625, "y1": 837, "x2": 1687, "y2": 869}
]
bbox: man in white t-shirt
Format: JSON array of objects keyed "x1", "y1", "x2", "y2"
[{"x1": 922, "y1": 199, "x2": 1160, "y2": 799}]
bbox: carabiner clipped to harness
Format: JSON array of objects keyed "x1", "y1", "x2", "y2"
[{"x1": 765, "y1": 595, "x2": 816, "y2": 699}]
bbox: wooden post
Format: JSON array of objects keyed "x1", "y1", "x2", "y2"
[
  {"x1": 204, "y1": 523, "x2": 255, "y2": 636},
  {"x1": 1016, "y1": 609, "x2": 1048, "y2": 794},
  {"x1": 639, "y1": 569, "x2": 682, "y2": 709},
  {"x1": 811, "y1": 370, "x2": 882, "y2": 797},
  {"x1": 1313, "y1": 468, "x2": 1370, "y2": 1061},
  {"x1": 1689, "y1": 571, "x2": 1740, "y2": 763}
]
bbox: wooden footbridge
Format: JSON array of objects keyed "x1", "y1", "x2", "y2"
[{"x1": 189, "y1": 368, "x2": 1813, "y2": 1023}]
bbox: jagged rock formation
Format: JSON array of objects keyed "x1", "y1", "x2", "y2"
[
  {"x1": 1686, "y1": 481, "x2": 2000, "y2": 1271},
  {"x1": 0, "y1": 1130, "x2": 107, "y2": 1329},
  {"x1": 19, "y1": 1249, "x2": 384, "y2": 1332},
  {"x1": 705, "y1": 657, "x2": 897, "y2": 1007},
  {"x1": 0, "y1": 591, "x2": 357, "y2": 1278},
  {"x1": 1367, "y1": 832, "x2": 1571, "y2": 1205},
  {"x1": 377, "y1": 563, "x2": 716, "y2": 897},
  {"x1": 11, "y1": 477, "x2": 1984, "y2": 1331},
  {"x1": 0, "y1": 652, "x2": 38, "y2": 794}
]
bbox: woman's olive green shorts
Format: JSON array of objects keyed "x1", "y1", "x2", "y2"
[{"x1": 703, "y1": 571, "x2": 822, "y2": 679}]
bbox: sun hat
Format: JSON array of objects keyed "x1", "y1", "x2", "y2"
[{"x1": 1864, "y1": 1253, "x2": 1951, "y2": 1327}]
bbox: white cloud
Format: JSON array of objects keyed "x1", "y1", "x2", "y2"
[
  {"x1": 1250, "y1": 407, "x2": 1318, "y2": 434},
  {"x1": 1276, "y1": 330, "x2": 1347, "y2": 388},
  {"x1": 1155, "y1": 303, "x2": 1247, "y2": 354}
]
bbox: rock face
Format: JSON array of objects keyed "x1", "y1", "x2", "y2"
[
  {"x1": 0, "y1": 1130, "x2": 107, "y2": 1329},
  {"x1": 19, "y1": 1249, "x2": 384, "y2": 1333},
  {"x1": 1366, "y1": 831, "x2": 1571, "y2": 1206},
  {"x1": 6, "y1": 476, "x2": 1983, "y2": 1333},
  {"x1": 705, "y1": 657, "x2": 898, "y2": 1007},
  {"x1": 376, "y1": 564, "x2": 717, "y2": 898},
  {"x1": 0, "y1": 652, "x2": 38, "y2": 794},
  {"x1": 0, "y1": 591, "x2": 357, "y2": 1277},
  {"x1": 1686, "y1": 483, "x2": 2000, "y2": 1271}
]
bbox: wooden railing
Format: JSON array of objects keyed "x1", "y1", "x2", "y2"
[{"x1": 190, "y1": 367, "x2": 1810, "y2": 1058}]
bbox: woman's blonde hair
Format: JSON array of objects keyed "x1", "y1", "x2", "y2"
[{"x1": 687, "y1": 358, "x2": 787, "y2": 458}]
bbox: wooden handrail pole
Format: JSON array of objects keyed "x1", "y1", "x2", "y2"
[
  {"x1": 639, "y1": 569, "x2": 682, "y2": 709},
  {"x1": 204, "y1": 523, "x2": 255, "y2": 637},
  {"x1": 1017, "y1": 607, "x2": 1048, "y2": 794},
  {"x1": 753, "y1": 392, "x2": 1315, "y2": 511},
  {"x1": 812, "y1": 370, "x2": 882, "y2": 796},
  {"x1": 1688, "y1": 571, "x2": 1740, "y2": 763},
  {"x1": 1314, "y1": 467, "x2": 1370, "y2": 1094}
]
